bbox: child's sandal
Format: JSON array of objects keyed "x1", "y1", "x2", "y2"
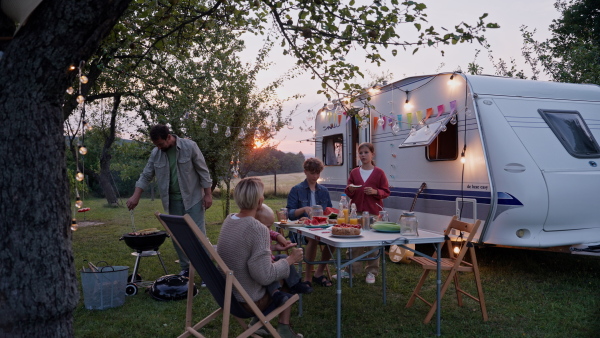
[{"x1": 312, "y1": 275, "x2": 333, "y2": 287}]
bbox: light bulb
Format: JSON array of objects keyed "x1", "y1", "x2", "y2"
[
  {"x1": 212, "y1": 123, "x2": 218, "y2": 134},
  {"x1": 453, "y1": 246, "x2": 460, "y2": 254},
  {"x1": 404, "y1": 100, "x2": 413, "y2": 110},
  {"x1": 79, "y1": 146, "x2": 88, "y2": 155},
  {"x1": 71, "y1": 219, "x2": 79, "y2": 231},
  {"x1": 225, "y1": 127, "x2": 231, "y2": 137},
  {"x1": 377, "y1": 116, "x2": 385, "y2": 126},
  {"x1": 76, "y1": 172, "x2": 84, "y2": 181},
  {"x1": 68, "y1": 65, "x2": 76, "y2": 71},
  {"x1": 287, "y1": 119, "x2": 294, "y2": 129},
  {"x1": 441, "y1": 125, "x2": 447, "y2": 132},
  {"x1": 75, "y1": 198, "x2": 83, "y2": 209},
  {"x1": 326, "y1": 101, "x2": 334, "y2": 110},
  {"x1": 450, "y1": 115, "x2": 457, "y2": 125},
  {"x1": 424, "y1": 125, "x2": 431, "y2": 135},
  {"x1": 238, "y1": 128, "x2": 246, "y2": 139},
  {"x1": 360, "y1": 119, "x2": 368, "y2": 129},
  {"x1": 392, "y1": 123, "x2": 400, "y2": 135},
  {"x1": 76, "y1": 95, "x2": 85, "y2": 104},
  {"x1": 461, "y1": 155, "x2": 466, "y2": 164},
  {"x1": 410, "y1": 125, "x2": 416, "y2": 136},
  {"x1": 201, "y1": 119, "x2": 207, "y2": 128},
  {"x1": 87, "y1": 124, "x2": 92, "y2": 131},
  {"x1": 465, "y1": 107, "x2": 472, "y2": 116},
  {"x1": 80, "y1": 75, "x2": 88, "y2": 84},
  {"x1": 66, "y1": 87, "x2": 74, "y2": 94}
]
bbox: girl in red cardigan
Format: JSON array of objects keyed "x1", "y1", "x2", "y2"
[{"x1": 344, "y1": 142, "x2": 390, "y2": 284}]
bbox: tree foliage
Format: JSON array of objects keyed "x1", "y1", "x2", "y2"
[{"x1": 522, "y1": 0, "x2": 600, "y2": 84}]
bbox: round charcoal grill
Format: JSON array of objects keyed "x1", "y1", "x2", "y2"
[
  {"x1": 120, "y1": 213, "x2": 170, "y2": 295},
  {"x1": 120, "y1": 231, "x2": 169, "y2": 251}
]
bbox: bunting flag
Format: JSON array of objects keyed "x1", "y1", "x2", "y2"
[
  {"x1": 397, "y1": 114, "x2": 403, "y2": 130},
  {"x1": 416, "y1": 110, "x2": 422, "y2": 123},
  {"x1": 426, "y1": 107, "x2": 433, "y2": 119},
  {"x1": 437, "y1": 104, "x2": 445, "y2": 117},
  {"x1": 450, "y1": 100, "x2": 457, "y2": 113},
  {"x1": 406, "y1": 112, "x2": 412, "y2": 126},
  {"x1": 338, "y1": 113, "x2": 342, "y2": 126},
  {"x1": 382, "y1": 116, "x2": 387, "y2": 130},
  {"x1": 373, "y1": 116, "x2": 379, "y2": 130}
]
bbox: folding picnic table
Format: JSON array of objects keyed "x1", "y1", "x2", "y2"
[{"x1": 284, "y1": 225, "x2": 445, "y2": 337}]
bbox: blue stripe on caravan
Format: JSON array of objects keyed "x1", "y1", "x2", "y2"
[{"x1": 320, "y1": 184, "x2": 523, "y2": 206}]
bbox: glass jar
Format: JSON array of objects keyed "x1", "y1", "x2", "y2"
[
  {"x1": 311, "y1": 205, "x2": 323, "y2": 218},
  {"x1": 377, "y1": 210, "x2": 389, "y2": 222},
  {"x1": 399, "y1": 211, "x2": 419, "y2": 236}
]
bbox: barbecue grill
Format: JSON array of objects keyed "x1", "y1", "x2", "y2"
[{"x1": 120, "y1": 211, "x2": 170, "y2": 296}]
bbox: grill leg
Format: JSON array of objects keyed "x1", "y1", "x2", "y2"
[
  {"x1": 155, "y1": 250, "x2": 169, "y2": 275},
  {"x1": 130, "y1": 251, "x2": 143, "y2": 283}
]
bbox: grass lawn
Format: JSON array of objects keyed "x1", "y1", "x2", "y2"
[{"x1": 73, "y1": 197, "x2": 600, "y2": 337}]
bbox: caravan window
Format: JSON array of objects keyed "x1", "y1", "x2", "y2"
[
  {"x1": 539, "y1": 110, "x2": 600, "y2": 158},
  {"x1": 323, "y1": 134, "x2": 343, "y2": 165},
  {"x1": 426, "y1": 119, "x2": 458, "y2": 161}
]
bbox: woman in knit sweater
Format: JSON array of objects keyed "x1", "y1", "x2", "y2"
[
  {"x1": 217, "y1": 177, "x2": 304, "y2": 338},
  {"x1": 344, "y1": 142, "x2": 390, "y2": 284}
]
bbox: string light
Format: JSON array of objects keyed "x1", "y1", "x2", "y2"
[
  {"x1": 71, "y1": 219, "x2": 79, "y2": 231},
  {"x1": 79, "y1": 145, "x2": 88, "y2": 155},
  {"x1": 201, "y1": 119, "x2": 207, "y2": 128},
  {"x1": 238, "y1": 128, "x2": 246, "y2": 139},
  {"x1": 66, "y1": 87, "x2": 74, "y2": 95},
  {"x1": 76, "y1": 172, "x2": 84, "y2": 181},
  {"x1": 75, "y1": 196, "x2": 83, "y2": 209},
  {"x1": 80, "y1": 75, "x2": 88, "y2": 84},
  {"x1": 225, "y1": 126, "x2": 231, "y2": 137},
  {"x1": 212, "y1": 123, "x2": 218, "y2": 134},
  {"x1": 326, "y1": 101, "x2": 335, "y2": 110},
  {"x1": 76, "y1": 95, "x2": 85, "y2": 104}
]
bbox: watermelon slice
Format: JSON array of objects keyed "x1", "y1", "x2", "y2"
[
  {"x1": 324, "y1": 207, "x2": 339, "y2": 216},
  {"x1": 311, "y1": 216, "x2": 329, "y2": 225}
]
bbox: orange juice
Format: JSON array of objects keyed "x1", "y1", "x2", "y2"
[
  {"x1": 336, "y1": 217, "x2": 345, "y2": 225},
  {"x1": 342, "y1": 209, "x2": 349, "y2": 222},
  {"x1": 349, "y1": 218, "x2": 359, "y2": 225}
]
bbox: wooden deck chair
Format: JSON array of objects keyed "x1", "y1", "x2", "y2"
[
  {"x1": 405, "y1": 216, "x2": 487, "y2": 324},
  {"x1": 155, "y1": 213, "x2": 299, "y2": 338}
]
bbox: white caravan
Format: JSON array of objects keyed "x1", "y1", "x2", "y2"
[{"x1": 315, "y1": 73, "x2": 600, "y2": 252}]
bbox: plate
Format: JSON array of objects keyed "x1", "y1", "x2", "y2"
[
  {"x1": 275, "y1": 221, "x2": 302, "y2": 227},
  {"x1": 349, "y1": 184, "x2": 362, "y2": 188},
  {"x1": 331, "y1": 234, "x2": 363, "y2": 238},
  {"x1": 304, "y1": 225, "x2": 331, "y2": 228},
  {"x1": 373, "y1": 228, "x2": 400, "y2": 233}
]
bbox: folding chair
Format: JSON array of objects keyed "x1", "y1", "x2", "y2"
[
  {"x1": 406, "y1": 216, "x2": 487, "y2": 324},
  {"x1": 155, "y1": 213, "x2": 299, "y2": 338}
]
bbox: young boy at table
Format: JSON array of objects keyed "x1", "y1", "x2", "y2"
[
  {"x1": 287, "y1": 157, "x2": 334, "y2": 287},
  {"x1": 256, "y1": 204, "x2": 313, "y2": 294},
  {"x1": 345, "y1": 142, "x2": 390, "y2": 284}
]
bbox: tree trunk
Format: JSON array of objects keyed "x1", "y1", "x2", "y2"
[
  {"x1": 0, "y1": 1, "x2": 132, "y2": 336},
  {"x1": 98, "y1": 95, "x2": 122, "y2": 206}
]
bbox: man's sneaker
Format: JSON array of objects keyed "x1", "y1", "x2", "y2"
[
  {"x1": 277, "y1": 323, "x2": 303, "y2": 338},
  {"x1": 365, "y1": 272, "x2": 376, "y2": 284},
  {"x1": 179, "y1": 269, "x2": 189, "y2": 278},
  {"x1": 249, "y1": 317, "x2": 270, "y2": 336},
  {"x1": 331, "y1": 270, "x2": 350, "y2": 279},
  {"x1": 200, "y1": 281, "x2": 206, "y2": 287}
]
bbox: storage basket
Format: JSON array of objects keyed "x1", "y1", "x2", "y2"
[{"x1": 81, "y1": 265, "x2": 129, "y2": 310}]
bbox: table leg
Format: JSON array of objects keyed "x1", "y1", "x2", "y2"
[
  {"x1": 436, "y1": 242, "x2": 441, "y2": 336},
  {"x1": 381, "y1": 246, "x2": 386, "y2": 304},
  {"x1": 336, "y1": 247, "x2": 342, "y2": 338}
]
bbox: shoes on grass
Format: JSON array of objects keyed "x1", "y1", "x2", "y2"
[
  {"x1": 249, "y1": 317, "x2": 269, "y2": 336},
  {"x1": 366, "y1": 272, "x2": 376, "y2": 284},
  {"x1": 179, "y1": 269, "x2": 189, "y2": 277},
  {"x1": 331, "y1": 270, "x2": 350, "y2": 279},
  {"x1": 277, "y1": 323, "x2": 303, "y2": 338}
]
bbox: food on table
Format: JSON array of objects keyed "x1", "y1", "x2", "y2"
[
  {"x1": 332, "y1": 223, "x2": 361, "y2": 236},
  {"x1": 324, "y1": 207, "x2": 339, "y2": 217},
  {"x1": 371, "y1": 222, "x2": 401, "y2": 232},
  {"x1": 303, "y1": 216, "x2": 329, "y2": 226}
]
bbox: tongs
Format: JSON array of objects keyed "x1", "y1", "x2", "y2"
[{"x1": 130, "y1": 210, "x2": 137, "y2": 232}]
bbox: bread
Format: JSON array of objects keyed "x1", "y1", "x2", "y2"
[{"x1": 332, "y1": 226, "x2": 361, "y2": 236}]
